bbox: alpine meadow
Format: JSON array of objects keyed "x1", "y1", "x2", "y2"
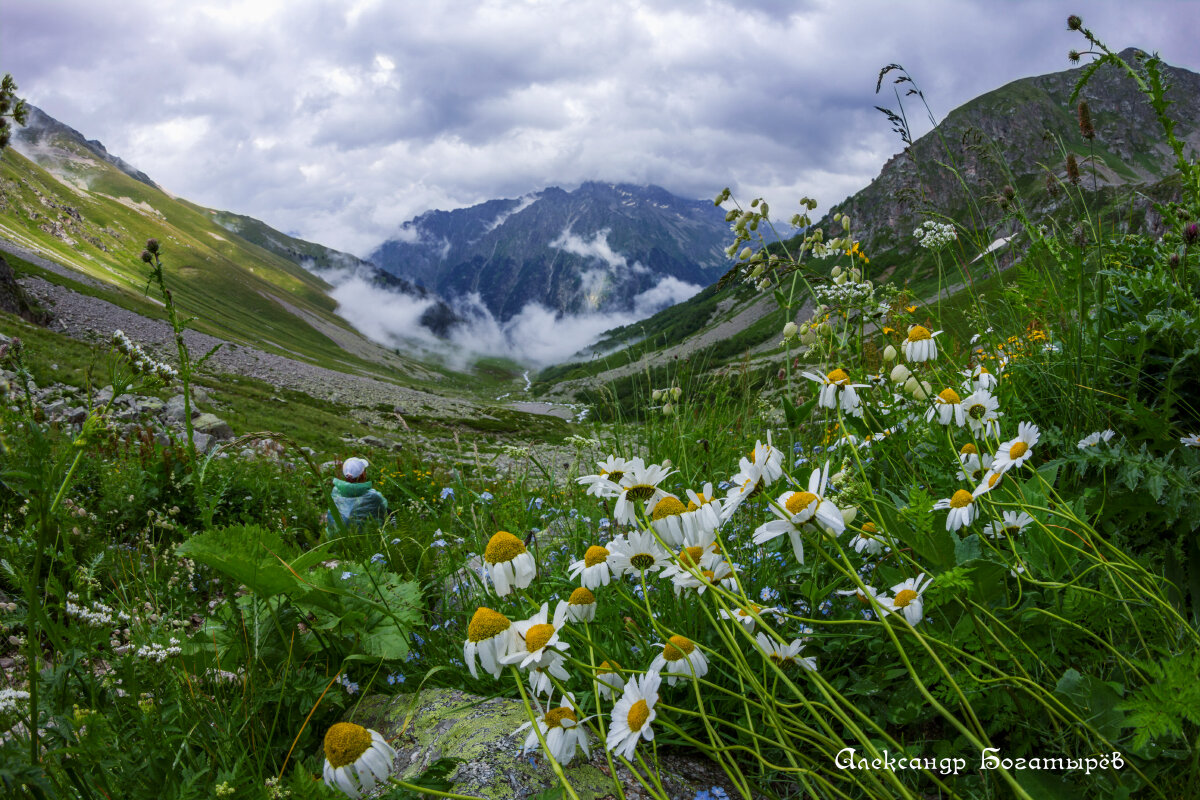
[{"x1": 3, "y1": 11, "x2": 1200, "y2": 800}]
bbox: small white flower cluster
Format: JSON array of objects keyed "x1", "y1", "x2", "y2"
[
  {"x1": 0, "y1": 688, "x2": 31, "y2": 714},
  {"x1": 813, "y1": 281, "x2": 875, "y2": 307},
  {"x1": 65, "y1": 593, "x2": 130, "y2": 628},
  {"x1": 135, "y1": 638, "x2": 181, "y2": 662},
  {"x1": 111, "y1": 330, "x2": 178, "y2": 382},
  {"x1": 202, "y1": 666, "x2": 246, "y2": 684},
  {"x1": 913, "y1": 220, "x2": 957, "y2": 250}
]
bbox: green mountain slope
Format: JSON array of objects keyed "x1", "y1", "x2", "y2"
[{"x1": 0, "y1": 107, "x2": 453, "y2": 387}]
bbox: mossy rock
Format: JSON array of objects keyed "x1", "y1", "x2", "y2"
[{"x1": 350, "y1": 688, "x2": 734, "y2": 799}]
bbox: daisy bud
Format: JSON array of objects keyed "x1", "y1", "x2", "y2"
[
  {"x1": 883, "y1": 345, "x2": 898, "y2": 362},
  {"x1": 783, "y1": 321, "x2": 798, "y2": 340},
  {"x1": 890, "y1": 364, "x2": 911, "y2": 383}
]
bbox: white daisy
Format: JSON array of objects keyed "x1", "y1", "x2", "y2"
[
  {"x1": 933, "y1": 489, "x2": 977, "y2": 531},
  {"x1": 680, "y1": 483, "x2": 724, "y2": 541},
  {"x1": 483, "y1": 531, "x2": 537, "y2": 597},
  {"x1": 614, "y1": 462, "x2": 675, "y2": 525},
  {"x1": 323, "y1": 723, "x2": 396, "y2": 799},
  {"x1": 958, "y1": 442, "x2": 980, "y2": 462},
  {"x1": 721, "y1": 459, "x2": 766, "y2": 522},
  {"x1": 527, "y1": 656, "x2": 571, "y2": 699},
  {"x1": 516, "y1": 693, "x2": 590, "y2": 766},
  {"x1": 849, "y1": 522, "x2": 886, "y2": 555},
  {"x1": 567, "y1": 544, "x2": 613, "y2": 589},
  {"x1": 902, "y1": 325, "x2": 942, "y2": 362},
  {"x1": 754, "y1": 632, "x2": 818, "y2": 672},
  {"x1": 878, "y1": 573, "x2": 934, "y2": 626},
  {"x1": 982, "y1": 511, "x2": 1034, "y2": 539},
  {"x1": 607, "y1": 670, "x2": 661, "y2": 762},
  {"x1": 666, "y1": 557, "x2": 732, "y2": 597},
  {"x1": 648, "y1": 635, "x2": 709, "y2": 686},
  {"x1": 752, "y1": 463, "x2": 845, "y2": 564},
  {"x1": 926, "y1": 387, "x2": 966, "y2": 427},
  {"x1": 803, "y1": 368, "x2": 869, "y2": 417},
  {"x1": 719, "y1": 604, "x2": 783, "y2": 632},
  {"x1": 1077, "y1": 430, "x2": 1115, "y2": 449},
  {"x1": 463, "y1": 606, "x2": 515, "y2": 680},
  {"x1": 502, "y1": 602, "x2": 570, "y2": 671},
  {"x1": 969, "y1": 364, "x2": 998, "y2": 390},
  {"x1": 594, "y1": 660, "x2": 626, "y2": 701},
  {"x1": 1181, "y1": 433, "x2": 1200, "y2": 448},
  {"x1": 606, "y1": 530, "x2": 671, "y2": 578},
  {"x1": 647, "y1": 494, "x2": 689, "y2": 548},
  {"x1": 960, "y1": 388, "x2": 1002, "y2": 436},
  {"x1": 956, "y1": 452, "x2": 994, "y2": 484},
  {"x1": 576, "y1": 455, "x2": 644, "y2": 499},
  {"x1": 745, "y1": 437, "x2": 786, "y2": 485},
  {"x1": 992, "y1": 422, "x2": 1040, "y2": 473},
  {"x1": 566, "y1": 587, "x2": 597, "y2": 623},
  {"x1": 972, "y1": 469, "x2": 1004, "y2": 498}
]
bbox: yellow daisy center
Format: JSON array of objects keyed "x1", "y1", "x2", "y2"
[
  {"x1": 651, "y1": 496, "x2": 687, "y2": 520},
  {"x1": 569, "y1": 587, "x2": 595, "y2": 606},
  {"x1": 525, "y1": 623, "x2": 556, "y2": 653},
  {"x1": 323, "y1": 722, "x2": 373, "y2": 769},
  {"x1": 960, "y1": 443, "x2": 978, "y2": 456},
  {"x1": 785, "y1": 491, "x2": 818, "y2": 516},
  {"x1": 1008, "y1": 441, "x2": 1029, "y2": 460},
  {"x1": 467, "y1": 607, "x2": 511, "y2": 642},
  {"x1": 484, "y1": 531, "x2": 526, "y2": 565},
  {"x1": 826, "y1": 368, "x2": 850, "y2": 385},
  {"x1": 677, "y1": 546, "x2": 705, "y2": 568},
  {"x1": 985, "y1": 472, "x2": 1001, "y2": 489},
  {"x1": 625, "y1": 484, "x2": 657, "y2": 501},
  {"x1": 583, "y1": 545, "x2": 609, "y2": 567},
  {"x1": 685, "y1": 492, "x2": 710, "y2": 512},
  {"x1": 627, "y1": 699, "x2": 650, "y2": 731},
  {"x1": 908, "y1": 325, "x2": 932, "y2": 342},
  {"x1": 1003, "y1": 525, "x2": 1021, "y2": 536},
  {"x1": 598, "y1": 660, "x2": 621, "y2": 674},
  {"x1": 949, "y1": 490, "x2": 973, "y2": 509},
  {"x1": 861, "y1": 522, "x2": 878, "y2": 534},
  {"x1": 937, "y1": 388, "x2": 961, "y2": 404},
  {"x1": 544, "y1": 707, "x2": 577, "y2": 728},
  {"x1": 663, "y1": 635, "x2": 695, "y2": 661},
  {"x1": 601, "y1": 469, "x2": 626, "y2": 484},
  {"x1": 700, "y1": 569, "x2": 716, "y2": 581},
  {"x1": 893, "y1": 589, "x2": 918, "y2": 608}
]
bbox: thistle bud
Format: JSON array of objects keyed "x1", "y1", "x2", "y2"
[
  {"x1": 1068, "y1": 49, "x2": 1081, "y2": 64},
  {"x1": 883, "y1": 344, "x2": 898, "y2": 362},
  {"x1": 145, "y1": 238, "x2": 159, "y2": 254},
  {"x1": 782, "y1": 321, "x2": 798, "y2": 340},
  {"x1": 1169, "y1": 253, "x2": 1181, "y2": 268},
  {"x1": 1066, "y1": 14, "x2": 1082, "y2": 31},
  {"x1": 1065, "y1": 153, "x2": 1080, "y2": 185},
  {"x1": 140, "y1": 250, "x2": 153, "y2": 264},
  {"x1": 1184, "y1": 223, "x2": 1199, "y2": 246},
  {"x1": 1077, "y1": 101, "x2": 1095, "y2": 140}
]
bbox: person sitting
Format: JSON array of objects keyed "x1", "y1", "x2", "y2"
[{"x1": 327, "y1": 456, "x2": 389, "y2": 534}]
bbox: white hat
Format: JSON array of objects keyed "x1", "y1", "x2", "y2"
[{"x1": 343, "y1": 457, "x2": 370, "y2": 479}]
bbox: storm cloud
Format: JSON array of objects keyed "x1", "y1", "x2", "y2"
[{"x1": 4, "y1": 1, "x2": 1199, "y2": 257}]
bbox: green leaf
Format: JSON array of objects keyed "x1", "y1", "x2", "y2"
[
  {"x1": 176, "y1": 524, "x2": 300, "y2": 598},
  {"x1": 954, "y1": 534, "x2": 982, "y2": 565}
]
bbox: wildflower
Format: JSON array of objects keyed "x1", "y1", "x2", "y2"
[
  {"x1": 1077, "y1": 430, "x2": 1116, "y2": 449},
  {"x1": 665, "y1": 554, "x2": 732, "y2": 596},
  {"x1": 614, "y1": 462, "x2": 674, "y2": 525},
  {"x1": 957, "y1": 452, "x2": 994, "y2": 484},
  {"x1": 882, "y1": 344, "x2": 898, "y2": 362},
  {"x1": 992, "y1": 422, "x2": 1040, "y2": 473},
  {"x1": 464, "y1": 607, "x2": 515, "y2": 680},
  {"x1": 745, "y1": 438, "x2": 785, "y2": 485},
  {"x1": 878, "y1": 573, "x2": 934, "y2": 626},
  {"x1": 968, "y1": 364, "x2": 998, "y2": 390},
  {"x1": 503, "y1": 602, "x2": 571, "y2": 672},
  {"x1": 926, "y1": 388, "x2": 965, "y2": 427},
  {"x1": 577, "y1": 455, "x2": 644, "y2": 499},
  {"x1": 607, "y1": 670, "x2": 661, "y2": 761},
  {"x1": 803, "y1": 368, "x2": 868, "y2": 418},
  {"x1": 595, "y1": 660, "x2": 625, "y2": 700},
  {"x1": 528, "y1": 657, "x2": 572, "y2": 698},
  {"x1": 478, "y1": 491, "x2": 494, "y2": 503},
  {"x1": 961, "y1": 388, "x2": 1002, "y2": 437},
  {"x1": 1078, "y1": 101, "x2": 1095, "y2": 140},
  {"x1": 850, "y1": 522, "x2": 886, "y2": 555},
  {"x1": 983, "y1": 511, "x2": 1034, "y2": 539},
  {"x1": 933, "y1": 490, "x2": 977, "y2": 531},
  {"x1": 902, "y1": 325, "x2": 941, "y2": 362},
  {"x1": 1181, "y1": 434, "x2": 1200, "y2": 448},
  {"x1": 440, "y1": 487, "x2": 455, "y2": 501},
  {"x1": 483, "y1": 531, "x2": 537, "y2": 596},
  {"x1": 889, "y1": 363, "x2": 911, "y2": 384},
  {"x1": 649, "y1": 635, "x2": 709, "y2": 686},
  {"x1": 783, "y1": 321, "x2": 798, "y2": 340},
  {"x1": 568, "y1": 544, "x2": 614, "y2": 589},
  {"x1": 566, "y1": 587, "x2": 597, "y2": 622},
  {"x1": 720, "y1": 604, "x2": 781, "y2": 632},
  {"x1": 607, "y1": 530, "x2": 671, "y2": 578},
  {"x1": 323, "y1": 723, "x2": 396, "y2": 799},
  {"x1": 516, "y1": 693, "x2": 590, "y2": 766},
  {"x1": 680, "y1": 483, "x2": 724, "y2": 541},
  {"x1": 753, "y1": 462, "x2": 844, "y2": 564},
  {"x1": 755, "y1": 632, "x2": 817, "y2": 672},
  {"x1": 648, "y1": 494, "x2": 689, "y2": 547}
]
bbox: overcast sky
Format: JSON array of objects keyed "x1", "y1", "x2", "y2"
[{"x1": 4, "y1": 0, "x2": 1198, "y2": 258}]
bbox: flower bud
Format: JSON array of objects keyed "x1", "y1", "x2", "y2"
[
  {"x1": 904, "y1": 376, "x2": 927, "y2": 399},
  {"x1": 850, "y1": 268, "x2": 861, "y2": 281},
  {"x1": 652, "y1": 389, "x2": 663, "y2": 402},
  {"x1": 800, "y1": 329, "x2": 817, "y2": 345},
  {"x1": 671, "y1": 386, "x2": 681, "y2": 401},
  {"x1": 782, "y1": 321, "x2": 798, "y2": 340},
  {"x1": 662, "y1": 403, "x2": 674, "y2": 416},
  {"x1": 834, "y1": 274, "x2": 847, "y2": 285},
  {"x1": 738, "y1": 247, "x2": 753, "y2": 261},
  {"x1": 890, "y1": 364, "x2": 911, "y2": 383},
  {"x1": 841, "y1": 506, "x2": 858, "y2": 525},
  {"x1": 1066, "y1": 14, "x2": 1082, "y2": 30},
  {"x1": 140, "y1": 250, "x2": 153, "y2": 264},
  {"x1": 145, "y1": 238, "x2": 159, "y2": 254},
  {"x1": 1184, "y1": 223, "x2": 1199, "y2": 246},
  {"x1": 831, "y1": 266, "x2": 843, "y2": 278},
  {"x1": 883, "y1": 344, "x2": 898, "y2": 362}
]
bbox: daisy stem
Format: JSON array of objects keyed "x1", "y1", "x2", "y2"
[{"x1": 511, "y1": 667, "x2": 583, "y2": 800}]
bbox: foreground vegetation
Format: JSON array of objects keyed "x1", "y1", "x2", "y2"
[{"x1": 2, "y1": 17, "x2": 1200, "y2": 800}]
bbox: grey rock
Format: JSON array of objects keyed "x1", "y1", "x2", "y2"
[
  {"x1": 64, "y1": 406, "x2": 88, "y2": 425},
  {"x1": 193, "y1": 413, "x2": 234, "y2": 440},
  {"x1": 164, "y1": 394, "x2": 200, "y2": 422},
  {"x1": 42, "y1": 399, "x2": 67, "y2": 417},
  {"x1": 191, "y1": 431, "x2": 213, "y2": 454},
  {"x1": 360, "y1": 434, "x2": 389, "y2": 449},
  {"x1": 136, "y1": 397, "x2": 165, "y2": 414}
]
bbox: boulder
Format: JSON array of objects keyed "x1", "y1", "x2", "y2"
[
  {"x1": 350, "y1": 688, "x2": 733, "y2": 800},
  {"x1": 64, "y1": 407, "x2": 88, "y2": 425},
  {"x1": 164, "y1": 394, "x2": 200, "y2": 422},
  {"x1": 191, "y1": 432, "x2": 214, "y2": 455},
  {"x1": 360, "y1": 434, "x2": 390, "y2": 449},
  {"x1": 193, "y1": 413, "x2": 234, "y2": 440},
  {"x1": 136, "y1": 397, "x2": 166, "y2": 415}
]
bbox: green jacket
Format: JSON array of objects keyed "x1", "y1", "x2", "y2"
[{"x1": 327, "y1": 479, "x2": 389, "y2": 534}]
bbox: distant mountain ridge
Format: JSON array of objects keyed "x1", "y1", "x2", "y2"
[
  {"x1": 16, "y1": 104, "x2": 159, "y2": 189},
  {"x1": 369, "y1": 182, "x2": 733, "y2": 322}
]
